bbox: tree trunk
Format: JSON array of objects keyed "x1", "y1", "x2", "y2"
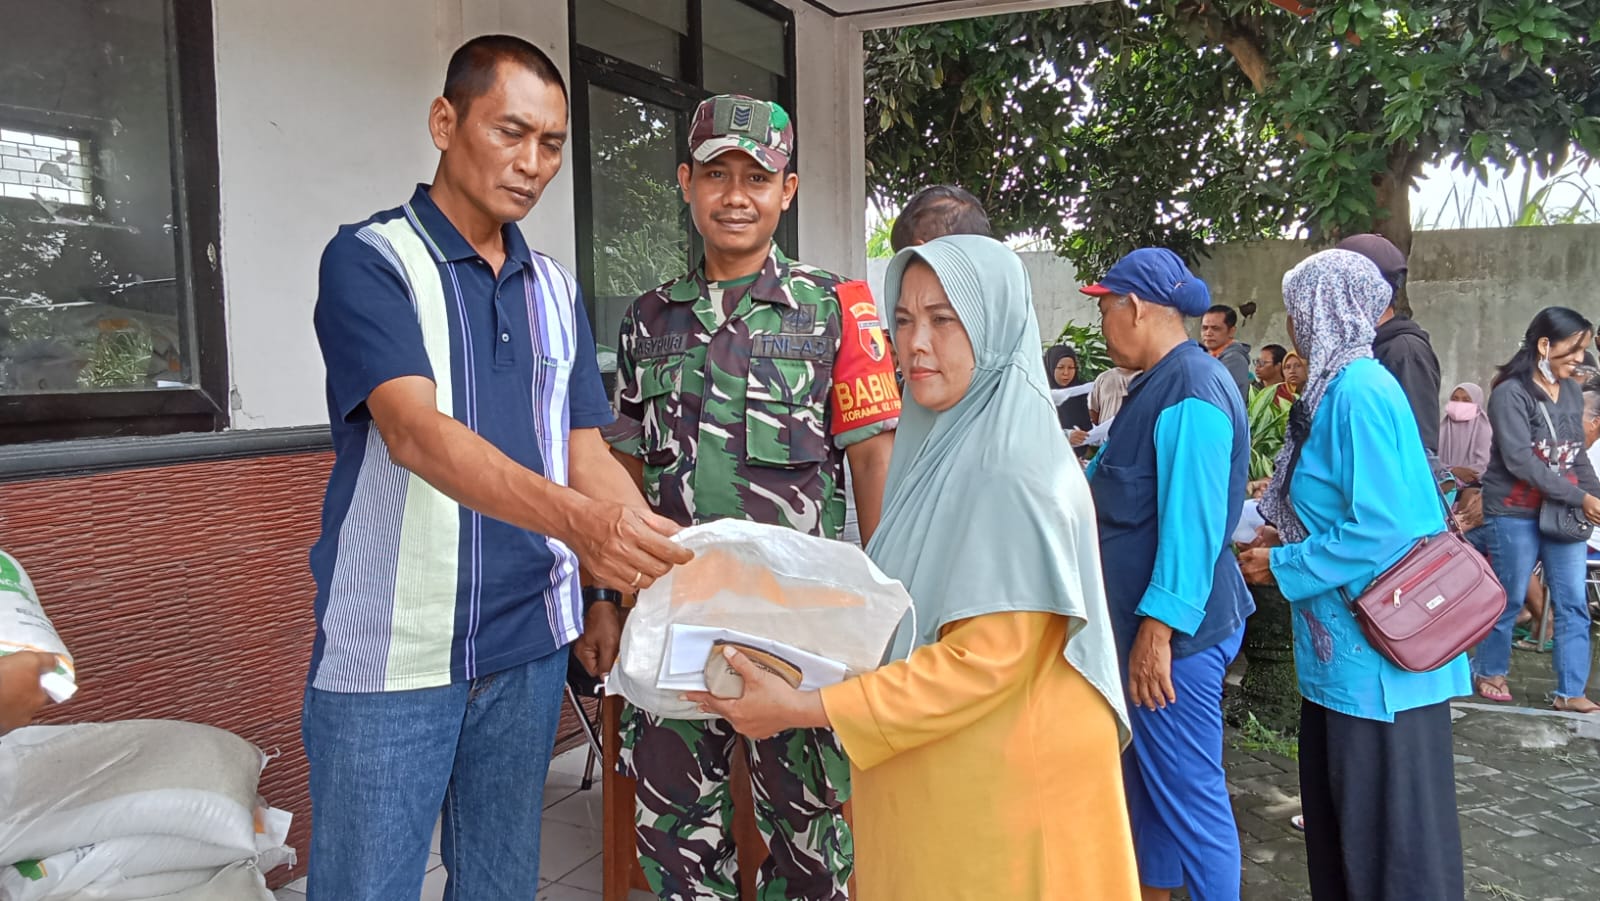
[
  {"x1": 1372, "y1": 145, "x2": 1424, "y2": 315},
  {"x1": 1227, "y1": 583, "x2": 1301, "y2": 736},
  {"x1": 1203, "y1": 13, "x2": 1274, "y2": 93}
]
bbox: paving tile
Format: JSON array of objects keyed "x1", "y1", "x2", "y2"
[
  {"x1": 545, "y1": 786, "x2": 605, "y2": 830},
  {"x1": 285, "y1": 686, "x2": 1600, "y2": 901},
  {"x1": 421, "y1": 864, "x2": 447, "y2": 901},
  {"x1": 555, "y1": 853, "x2": 603, "y2": 892},
  {"x1": 1462, "y1": 806, "x2": 1540, "y2": 838},
  {"x1": 540, "y1": 818, "x2": 604, "y2": 886},
  {"x1": 1517, "y1": 813, "x2": 1600, "y2": 848}
]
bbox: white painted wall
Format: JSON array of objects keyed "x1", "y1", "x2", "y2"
[
  {"x1": 217, "y1": 0, "x2": 867, "y2": 430},
  {"x1": 788, "y1": 3, "x2": 867, "y2": 280},
  {"x1": 215, "y1": 0, "x2": 572, "y2": 430},
  {"x1": 868, "y1": 252, "x2": 1093, "y2": 339}
]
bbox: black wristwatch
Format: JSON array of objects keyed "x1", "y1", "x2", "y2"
[{"x1": 582, "y1": 587, "x2": 622, "y2": 616}]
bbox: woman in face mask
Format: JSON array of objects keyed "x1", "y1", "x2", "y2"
[
  {"x1": 1439, "y1": 383, "x2": 1492, "y2": 485},
  {"x1": 1473, "y1": 307, "x2": 1600, "y2": 711}
]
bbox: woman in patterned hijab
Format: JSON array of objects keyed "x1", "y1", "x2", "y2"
[
  {"x1": 1257, "y1": 249, "x2": 1394, "y2": 540},
  {"x1": 1239, "y1": 249, "x2": 1468, "y2": 901}
]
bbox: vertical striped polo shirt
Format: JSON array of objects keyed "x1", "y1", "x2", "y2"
[{"x1": 309, "y1": 185, "x2": 613, "y2": 693}]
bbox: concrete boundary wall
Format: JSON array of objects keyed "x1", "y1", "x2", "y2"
[{"x1": 869, "y1": 225, "x2": 1600, "y2": 397}]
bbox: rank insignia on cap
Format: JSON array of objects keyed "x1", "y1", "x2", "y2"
[{"x1": 714, "y1": 96, "x2": 770, "y2": 138}]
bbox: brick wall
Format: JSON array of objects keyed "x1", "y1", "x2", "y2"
[
  {"x1": 0, "y1": 449, "x2": 593, "y2": 887},
  {"x1": 0, "y1": 126, "x2": 92, "y2": 206}
]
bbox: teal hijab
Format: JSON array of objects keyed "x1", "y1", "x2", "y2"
[{"x1": 866, "y1": 235, "x2": 1129, "y2": 745}]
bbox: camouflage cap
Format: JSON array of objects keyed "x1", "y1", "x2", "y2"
[{"x1": 688, "y1": 94, "x2": 794, "y2": 174}]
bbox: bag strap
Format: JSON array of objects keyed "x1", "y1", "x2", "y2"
[
  {"x1": 1535, "y1": 399, "x2": 1566, "y2": 476},
  {"x1": 1433, "y1": 478, "x2": 1462, "y2": 536}
]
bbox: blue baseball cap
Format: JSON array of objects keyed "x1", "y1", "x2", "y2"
[{"x1": 1080, "y1": 248, "x2": 1212, "y2": 317}]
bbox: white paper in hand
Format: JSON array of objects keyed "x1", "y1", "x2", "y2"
[
  {"x1": 611, "y1": 520, "x2": 913, "y2": 719},
  {"x1": 656, "y1": 625, "x2": 849, "y2": 692},
  {"x1": 1233, "y1": 498, "x2": 1268, "y2": 546}
]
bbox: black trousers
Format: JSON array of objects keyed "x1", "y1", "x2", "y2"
[{"x1": 1299, "y1": 699, "x2": 1465, "y2": 901}]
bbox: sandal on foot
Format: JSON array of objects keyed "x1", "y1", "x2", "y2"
[
  {"x1": 1553, "y1": 696, "x2": 1600, "y2": 714},
  {"x1": 1475, "y1": 678, "x2": 1513, "y2": 703},
  {"x1": 1290, "y1": 814, "x2": 1305, "y2": 833}
]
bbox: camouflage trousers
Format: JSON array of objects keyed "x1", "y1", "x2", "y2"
[{"x1": 618, "y1": 703, "x2": 852, "y2": 901}]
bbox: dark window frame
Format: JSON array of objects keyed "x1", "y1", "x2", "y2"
[
  {"x1": 0, "y1": 0, "x2": 227, "y2": 444},
  {"x1": 568, "y1": 0, "x2": 799, "y2": 348}
]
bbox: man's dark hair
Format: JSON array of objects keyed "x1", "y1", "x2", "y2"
[
  {"x1": 1261, "y1": 344, "x2": 1287, "y2": 366},
  {"x1": 890, "y1": 186, "x2": 992, "y2": 252},
  {"x1": 1206, "y1": 304, "x2": 1238, "y2": 328},
  {"x1": 444, "y1": 35, "x2": 568, "y2": 116}
]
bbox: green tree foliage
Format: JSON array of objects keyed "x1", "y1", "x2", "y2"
[{"x1": 865, "y1": 0, "x2": 1600, "y2": 276}]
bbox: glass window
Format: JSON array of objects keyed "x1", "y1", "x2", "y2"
[
  {"x1": 586, "y1": 86, "x2": 691, "y2": 361},
  {"x1": 0, "y1": 0, "x2": 194, "y2": 396},
  {"x1": 702, "y1": 0, "x2": 787, "y2": 100},
  {"x1": 572, "y1": 0, "x2": 797, "y2": 373},
  {"x1": 575, "y1": 0, "x2": 689, "y2": 78}
]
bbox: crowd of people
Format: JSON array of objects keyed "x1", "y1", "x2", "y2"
[{"x1": 8, "y1": 31, "x2": 1595, "y2": 901}]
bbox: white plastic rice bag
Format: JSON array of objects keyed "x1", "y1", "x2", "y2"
[
  {"x1": 0, "y1": 550, "x2": 75, "y2": 703},
  {"x1": 15, "y1": 861, "x2": 281, "y2": 901},
  {"x1": 2, "y1": 852, "x2": 218, "y2": 901},
  {"x1": 0, "y1": 806, "x2": 292, "y2": 901},
  {"x1": 611, "y1": 520, "x2": 913, "y2": 719},
  {"x1": 0, "y1": 721, "x2": 266, "y2": 865},
  {"x1": 154, "y1": 862, "x2": 275, "y2": 901}
]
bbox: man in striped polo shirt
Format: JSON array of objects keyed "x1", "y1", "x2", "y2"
[{"x1": 306, "y1": 35, "x2": 691, "y2": 901}]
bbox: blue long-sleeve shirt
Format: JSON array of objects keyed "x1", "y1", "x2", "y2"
[
  {"x1": 1268, "y1": 359, "x2": 1471, "y2": 721},
  {"x1": 1139, "y1": 400, "x2": 1238, "y2": 633},
  {"x1": 1091, "y1": 341, "x2": 1253, "y2": 663}
]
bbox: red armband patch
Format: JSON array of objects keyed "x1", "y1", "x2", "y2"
[{"x1": 830, "y1": 281, "x2": 901, "y2": 435}]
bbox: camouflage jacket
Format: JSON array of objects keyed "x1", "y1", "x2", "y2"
[{"x1": 610, "y1": 244, "x2": 900, "y2": 538}]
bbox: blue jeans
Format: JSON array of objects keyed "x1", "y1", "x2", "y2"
[
  {"x1": 302, "y1": 648, "x2": 569, "y2": 901},
  {"x1": 1474, "y1": 515, "x2": 1594, "y2": 699}
]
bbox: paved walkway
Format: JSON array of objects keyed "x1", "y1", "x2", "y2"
[
  {"x1": 278, "y1": 642, "x2": 1600, "y2": 901},
  {"x1": 1229, "y1": 637, "x2": 1600, "y2": 901},
  {"x1": 1229, "y1": 703, "x2": 1600, "y2": 901},
  {"x1": 273, "y1": 748, "x2": 652, "y2": 901}
]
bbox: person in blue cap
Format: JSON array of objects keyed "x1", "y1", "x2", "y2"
[{"x1": 1082, "y1": 248, "x2": 1254, "y2": 901}]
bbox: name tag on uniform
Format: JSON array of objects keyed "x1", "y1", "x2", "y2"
[
  {"x1": 635, "y1": 333, "x2": 690, "y2": 359},
  {"x1": 753, "y1": 333, "x2": 833, "y2": 363}
]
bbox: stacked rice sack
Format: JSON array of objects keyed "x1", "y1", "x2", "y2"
[
  {"x1": 0, "y1": 720, "x2": 293, "y2": 900},
  {"x1": 0, "y1": 551, "x2": 75, "y2": 704},
  {"x1": 0, "y1": 550, "x2": 292, "y2": 899}
]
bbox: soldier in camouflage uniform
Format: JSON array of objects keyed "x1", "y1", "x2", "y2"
[{"x1": 606, "y1": 95, "x2": 901, "y2": 901}]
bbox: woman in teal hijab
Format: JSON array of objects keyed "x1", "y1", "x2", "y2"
[{"x1": 690, "y1": 235, "x2": 1139, "y2": 900}]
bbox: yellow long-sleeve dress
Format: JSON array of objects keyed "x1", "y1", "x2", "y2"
[{"x1": 819, "y1": 611, "x2": 1140, "y2": 901}]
